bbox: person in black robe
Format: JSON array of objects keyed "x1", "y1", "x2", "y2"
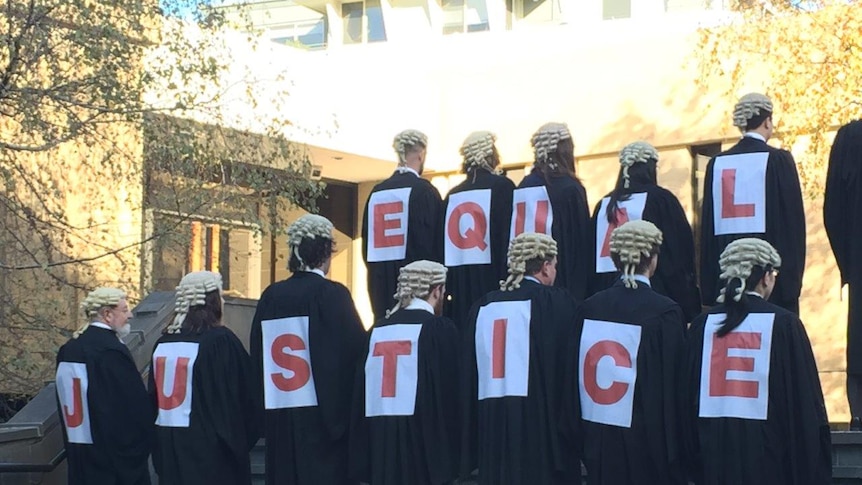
[
  {"x1": 824, "y1": 120, "x2": 862, "y2": 420},
  {"x1": 148, "y1": 271, "x2": 260, "y2": 485},
  {"x1": 461, "y1": 232, "x2": 582, "y2": 485},
  {"x1": 515, "y1": 122, "x2": 591, "y2": 300},
  {"x1": 589, "y1": 141, "x2": 701, "y2": 322},
  {"x1": 55, "y1": 287, "x2": 154, "y2": 485},
  {"x1": 567, "y1": 220, "x2": 686, "y2": 484},
  {"x1": 443, "y1": 131, "x2": 515, "y2": 329},
  {"x1": 250, "y1": 215, "x2": 367, "y2": 485},
  {"x1": 362, "y1": 129, "x2": 444, "y2": 320},
  {"x1": 682, "y1": 238, "x2": 830, "y2": 485},
  {"x1": 699, "y1": 93, "x2": 806, "y2": 314},
  {"x1": 349, "y1": 260, "x2": 460, "y2": 485}
]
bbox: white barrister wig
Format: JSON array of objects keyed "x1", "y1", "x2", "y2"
[
  {"x1": 500, "y1": 232, "x2": 558, "y2": 291},
  {"x1": 609, "y1": 220, "x2": 663, "y2": 289},
  {"x1": 619, "y1": 141, "x2": 659, "y2": 188},
  {"x1": 392, "y1": 129, "x2": 429, "y2": 165},
  {"x1": 386, "y1": 260, "x2": 447, "y2": 318},
  {"x1": 717, "y1": 238, "x2": 782, "y2": 303},
  {"x1": 732, "y1": 93, "x2": 774, "y2": 131},
  {"x1": 74, "y1": 287, "x2": 127, "y2": 338},
  {"x1": 460, "y1": 131, "x2": 501, "y2": 175},
  {"x1": 166, "y1": 271, "x2": 223, "y2": 334},
  {"x1": 287, "y1": 214, "x2": 334, "y2": 270},
  {"x1": 530, "y1": 122, "x2": 572, "y2": 172}
]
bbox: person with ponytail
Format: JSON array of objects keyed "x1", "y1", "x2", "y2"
[
  {"x1": 682, "y1": 238, "x2": 830, "y2": 485},
  {"x1": 589, "y1": 141, "x2": 700, "y2": 322},
  {"x1": 148, "y1": 271, "x2": 260, "y2": 485}
]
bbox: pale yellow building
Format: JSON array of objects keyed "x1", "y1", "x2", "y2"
[{"x1": 153, "y1": 0, "x2": 850, "y2": 421}]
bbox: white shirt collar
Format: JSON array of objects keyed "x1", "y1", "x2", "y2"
[
  {"x1": 524, "y1": 275, "x2": 541, "y2": 284},
  {"x1": 630, "y1": 274, "x2": 651, "y2": 287},
  {"x1": 743, "y1": 131, "x2": 767, "y2": 143},
  {"x1": 89, "y1": 322, "x2": 113, "y2": 331},
  {"x1": 302, "y1": 268, "x2": 326, "y2": 278},
  {"x1": 404, "y1": 298, "x2": 434, "y2": 314},
  {"x1": 395, "y1": 166, "x2": 420, "y2": 177},
  {"x1": 745, "y1": 291, "x2": 764, "y2": 299}
]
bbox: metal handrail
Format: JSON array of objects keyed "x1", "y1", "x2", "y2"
[{"x1": 0, "y1": 449, "x2": 66, "y2": 473}]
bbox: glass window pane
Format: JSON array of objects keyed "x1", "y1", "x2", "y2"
[
  {"x1": 342, "y1": 2, "x2": 363, "y2": 44},
  {"x1": 518, "y1": 0, "x2": 554, "y2": 23},
  {"x1": 366, "y1": 0, "x2": 387, "y2": 42},
  {"x1": 603, "y1": 0, "x2": 631, "y2": 19},
  {"x1": 441, "y1": 0, "x2": 464, "y2": 34},
  {"x1": 465, "y1": 0, "x2": 489, "y2": 31}
]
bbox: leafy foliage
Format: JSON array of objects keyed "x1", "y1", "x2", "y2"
[
  {"x1": 694, "y1": 0, "x2": 862, "y2": 197},
  {"x1": 0, "y1": 0, "x2": 323, "y2": 393}
]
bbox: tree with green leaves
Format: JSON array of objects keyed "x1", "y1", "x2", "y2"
[
  {"x1": 695, "y1": 0, "x2": 862, "y2": 197},
  {"x1": 0, "y1": 0, "x2": 322, "y2": 399}
]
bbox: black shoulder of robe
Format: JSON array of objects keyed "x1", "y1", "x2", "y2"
[
  {"x1": 57, "y1": 326, "x2": 154, "y2": 485},
  {"x1": 362, "y1": 172, "x2": 445, "y2": 320},
  {"x1": 590, "y1": 184, "x2": 701, "y2": 321},
  {"x1": 460, "y1": 280, "x2": 581, "y2": 485},
  {"x1": 148, "y1": 326, "x2": 259, "y2": 485},
  {"x1": 681, "y1": 298, "x2": 831, "y2": 485},
  {"x1": 570, "y1": 283, "x2": 687, "y2": 485},
  {"x1": 824, "y1": 119, "x2": 862, "y2": 286},
  {"x1": 699, "y1": 137, "x2": 806, "y2": 312},
  {"x1": 349, "y1": 309, "x2": 460, "y2": 485},
  {"x1": 249, "y1": 272, "x2": 367, "y2": 485},
  {"x1": 444, "y1": 170, "x2": 516, "y2": 329},
  {"x1": 517, "y1": 174, "x2": 592, "y2": 300}
]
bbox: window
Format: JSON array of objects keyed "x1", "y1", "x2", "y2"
[
  {"x1": 152, "y1": 217, "x2": 262, "y2": 299},
  {"x1": 270, "y1": 18, "x2": 328, "y2": 49},
  {"x1": 342, "y1": 0, "x2": 387, "y2": 44},
  {"x1": 441, "y1": 0, "x2": 490, "y2": 34},
  {"x1": 603, "y1": 0, "x2": 631, "y2": 19},
  {"x1": 509, "y1": 0, "x2": 561, "y2": 26}
]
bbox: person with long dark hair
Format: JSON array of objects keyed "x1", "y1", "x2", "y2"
[
  {"x1": 682, "y1": 238, "x2": 830, "y2": 485},
  {"x1": 590, "y1": 141, "x2": 700, "y2": 321},
  {"x1": 699, "y1": 93, "x2": 806, "y2": 314},
  {"x1": 250, "y1": 214, "x2": 367, "y2": 485},
  {"x1": 824, "y1": 119, "x2": 862, "y2": 422},
  {"x1": 514, "y1": 122, "x2": 591, "y2": 300},
  {"x1": 148, "y1": 271, "x2": 259, "y2": 485},
  {"x1": 443, "y1": 131, "x2": 515, "y2": 330}
]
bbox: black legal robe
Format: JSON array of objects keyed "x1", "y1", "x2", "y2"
[
  {"x1": 349, "y1": 309, "x2": 460, "y2": 485},
  {"x1": 681, "y1": 297, "x2": 831, "y2": 485},
  {"x1": 148, "y1": 326, "x2": 260, "y2": 485},
  {"x1": 443, "y1": 170, "x2": 515, "y2": 328},
  {"x1": 824, "y1": 120, "x2": 862, "y2": 373},
  {"x1": 56, "y1": 325, "x2": 155, "y2": 485},
  {"x1": 249, "y1": 271, "x2": 367, "y2": 485},
  {"x1": 568, "y1": 281, "x2": 686, "y2": 485},
  {"x1": 460, "y1": 279, "x2": 581, "y2": 485},
  {"x1": 362, "y1": 170, "x2": 444, "y2": 320},
  {"x1": 518, "y1": 172, "x2": 591, "y2": 300},
  {"x1": 590, "y1": 182, "x2": 701, "y2": 321},
  {"x1": 699, "y1": 136, "x2": 806, "y2": 313}
]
